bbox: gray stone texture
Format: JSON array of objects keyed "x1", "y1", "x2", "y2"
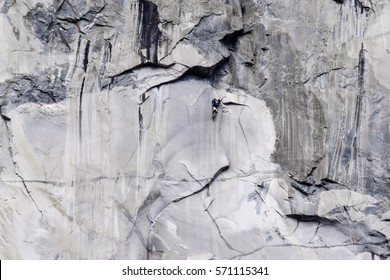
[{"x1": 0, "y1": 0, "x2": 389, "y2": 259}]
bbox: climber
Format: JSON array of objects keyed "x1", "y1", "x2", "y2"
[{"x1": 211, "y1": 98, "x2": 221, "y2": 120}]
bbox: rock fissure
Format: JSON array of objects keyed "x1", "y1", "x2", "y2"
[
  {"x1": 230, "y1": 240, "x2": 390, "y2": 260},
  {"x1": 16, "y1": 173, "x2": 44, "y2": 218},
  {"x1": 313, "y1": 67, "x2": 343, "y2": 81},
  {"x1": 146, "y1": 164, "x2": 229, "y2": 258},
  {"x1": 78, "y1": 77, "x2": 85, "y2": 143},
  {"x1": 1, "y1": 117, "x2": 43, "y2": 217},
  {"x1": 1, "y1": 0, "x2": 390, "y2": 260},
  {"x1": 204, "y1": 207, "x2": 244, "y2": 254},
  {"x1": 82, "y1": 40, "x2": 91, "y2": 72},
  {"x1": 172, "y1": 165, "x2": 229, "y2": 205},
  {"x1": 354, "y1": 0, "x2": 371, "y2": 13},
  {"x1": 180, "y1": 162, "x2": 203, "y2": 188}
]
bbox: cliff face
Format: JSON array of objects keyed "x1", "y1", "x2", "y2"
[{"x1": 0, "y1": 0, "x2": 389, "y2": 259}]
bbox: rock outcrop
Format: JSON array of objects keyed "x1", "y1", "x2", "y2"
[{"x1": 0, "y1": 0, "x2": 389, "y2": 259}]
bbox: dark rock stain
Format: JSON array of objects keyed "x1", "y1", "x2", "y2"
[
  {"x1": 354, "y1": 0, "x2": 371, "y2": 14},
  {"x1": 83, "y1": 40, "x2": 91, "y2": 72},
  {"x1": 220, "y1": 29, "x2": 249, "y2": 51},
  {"x1": 24, "y1": 3, "x2": 55, "y2": 44},
  {"x1": 79, "y1": 77, "x2": 86, "y2": 142},
  {"x1": 0, "y1": 71, "x2": 67, "y2": 108},
  {"x1": 138, "y1": 0, "x2": 161, "y2": 63},
  {"x1": 138, "y1": 106, "x2": 144, "y2": 142},
  {"x1": 352, "y1": 43, "x2": 365, "y2": 154}
]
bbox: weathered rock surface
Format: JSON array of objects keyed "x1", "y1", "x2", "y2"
[{"x1": 0, "y1": 0, "x2": 389, "y2": 259}]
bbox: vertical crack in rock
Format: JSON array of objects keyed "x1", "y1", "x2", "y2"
[
  {"x1": 1, "y1": 116, "x2": 43, "y2": 217},
  {"x1": 352, "y1": 43, "x2": 365, "y2": 181},
  {"x1": 83, "y1": 40, "x2": 91, "y2": 72},
  {"x1": 354, "y1": 0, "x2": 371, "y2": 14},
  {"x1": 356, "y1": 42, "x2": 365, "y2": 133},
  {"x1": 78, "y1": 77, "x2": 86, "y2": 143},
  {"x1": 137, "y1": 104, "x2": 145, "y2": 195},
  {"x1": 138, "y1": 105, "x2": 144, "y2": 142}
]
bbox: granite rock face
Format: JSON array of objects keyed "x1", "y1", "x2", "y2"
[{"x1": 0, "y1": 0, "x2": 389, "y2": 259}]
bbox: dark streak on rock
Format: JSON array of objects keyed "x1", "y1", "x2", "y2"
[
  {"x1": 75, "y1": 34, "x2": 82, "y2": 57},
  {"x1": 138, "y1": 0, "x2": 161, "y2": 63},
  {"x1": 106, "y1": 39, "x2": 112, "y2": 62},
  {"x1": 79, "y1": 77, "x2": 86, "y2": 142},
  {"x1": 174, "y1": 165, "x2": 229, "y2": 204},
  {"x1": 138, "y1": 106, "x2": 144, "y2": 142},
  {"x1": 313, "y1": 67, "x2": 343, "y2": 81},
  {"x1": 0, "y1": 110, "x2": 11, "y2": 121},
  {"x1": 83, "y1": 40, "x2": 91, "y2": 72},
  {"x1": 351, "y1": 43, "x2": 365, "y2": 164},
  {"x1": 356, "y1": 42, "x2": 365, "y2": 131},
  {"x1": 290, "y1": 180, "x2": 319, "y2": 195},
  {"x1": 354, "y1": 0, "x2": 371, "y2": 14},
  {"x1": 36, "y1": 88, "x2": 57, "y2": 103},
  {"x1": 17, "y1": 173, "x2": 44, "y2": 217},
  {"x1": 1, "y1": 116, "x2": 43, "y2": 217},
  {"x1": 290, "y1": 177, "x2": 348, "y2": 195}
]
